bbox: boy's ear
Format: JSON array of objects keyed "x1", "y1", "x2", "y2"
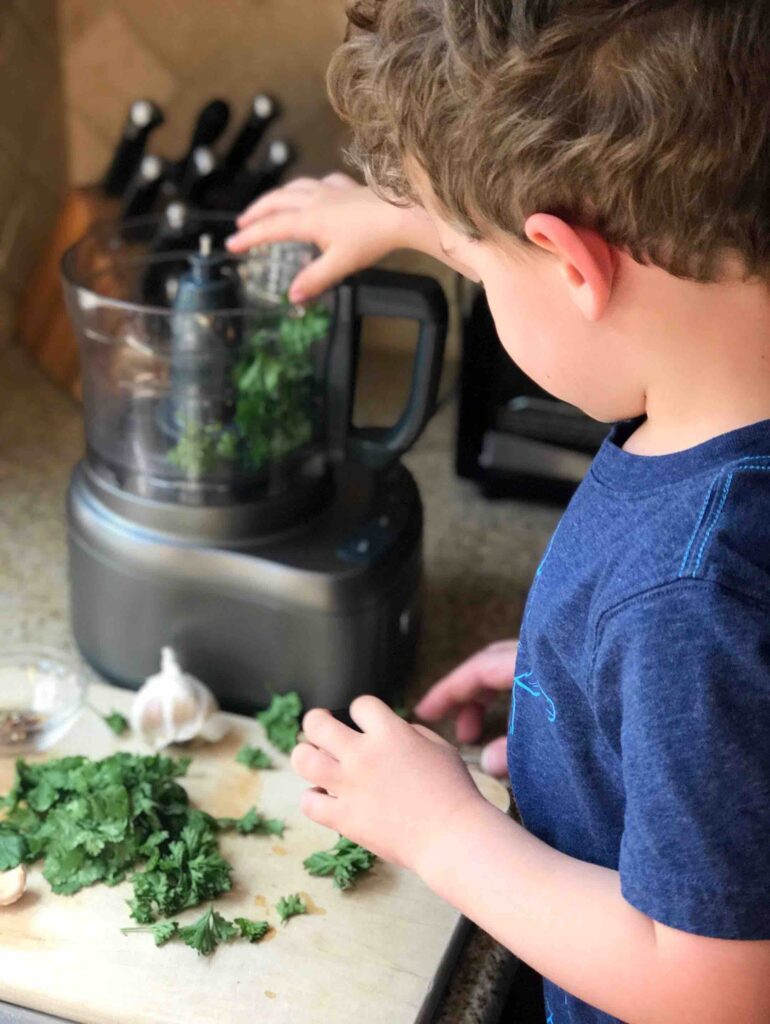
[{"x1": 524, "y1": 213, "x2": 615, "y2": 321}]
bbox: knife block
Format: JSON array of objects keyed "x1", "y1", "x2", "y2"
[{"x1": 19, "y1": 187, "x2": 119, "y2": 401}]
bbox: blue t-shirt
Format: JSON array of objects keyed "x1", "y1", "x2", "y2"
[{"x1": 507, "y1": 417, "x2": 770, "y2": 1024}]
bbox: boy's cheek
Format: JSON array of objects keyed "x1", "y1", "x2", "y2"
[{"x1": 486, "y1": 282, "x2": 645, "y2": 422}]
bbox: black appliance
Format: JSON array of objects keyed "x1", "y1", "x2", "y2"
[{"x1": 456, "y1": 286, "x2": 609, "y2": 502}]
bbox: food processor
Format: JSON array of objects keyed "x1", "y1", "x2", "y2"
[{"x1": 62, "y1": 209, "x2": 447, "y2": 713}]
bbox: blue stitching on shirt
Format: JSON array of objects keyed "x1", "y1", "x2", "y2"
[
  {"x1": 680, "y1": 455, "x2": 770, "y2": 577},
  {"x1": 509, "y1": 669, "x2": 557, "y2": 736},
  {"x1": 522, "y1": 521, "x2": 563, "y2": 627},
  {"x1": 691, "y1": 463, "x2": 770, "y2": 575},
  {"x1": 692, "y1": 471, "x2": 734, "y2": 575},
  {"x1": 679, "y1": 477, "x2": 719, "y2": 576}
]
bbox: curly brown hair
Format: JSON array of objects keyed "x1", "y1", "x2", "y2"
[{"x1": 327, "y1": 0, "x2": 770, "y2": 281}]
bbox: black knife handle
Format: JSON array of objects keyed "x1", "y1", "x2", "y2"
[
  {"x1": 103, "y1": 99, "x2": 164, "y2": 197},
  {"x1": 188, "y1": 98, "x2": 230, "y2": 151},
  {"x1": 221, "y1": 94, "x2": 279, "y2": 177},
  {"x1": 168, "y1": 99, "x2": 230, "y2": 192},
  {"x1": 179, "y1": 146, "x2": 218, "y2": 205},
  {"x1": 231, "y1": 139, "x2": 295, "y2": 208},
  {"x1": 121, "y1": 155, "x2": 166, "y2": 220}
]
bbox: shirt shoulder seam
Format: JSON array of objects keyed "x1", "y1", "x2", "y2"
[
  {"x1": 681, "y1": 457, "x2": 770, "y2": 578},
  {"x1": 585, "y1": 577, "x2": 770, "y2": 700}
]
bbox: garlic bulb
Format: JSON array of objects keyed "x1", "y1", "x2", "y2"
[
  {"x1": 130, "y1": 647, "x2": 228, "y2": 750},
  {"x1": 0, "y1": 865, "x2": 26, "y2": 907}
]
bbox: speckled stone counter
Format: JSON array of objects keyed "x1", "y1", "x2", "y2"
[{"x1": 0, "y1": 345, "x2": 560, "y2": 1023}]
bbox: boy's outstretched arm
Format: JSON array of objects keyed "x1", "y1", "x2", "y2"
[
  {"x1": 225, "y1": 173, "x2": 479, "y2": 298},
  {"x1": 292, "y1": 697, "x2": 770, "y2": 1024}
]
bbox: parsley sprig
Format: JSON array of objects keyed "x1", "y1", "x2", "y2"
[
  {"x1": 235, "y1": 917, "x2": 271, "y2": 943},
  {"x1": 122, "y1": 909, "x2": 272, "y2": 954},
  {"x1": 103, "y1": 711, "x2": 130, "y2": 736},
  {"x1": 276, "y1": 892, "x2": 307, "y2": 924},
  {"x1": 303, "y1": 836, "x2": 376, "y2": 891},
  {"x1": 121, "y1": 920, "x2": 179, "y2": 947},
  {"x1": 257, "y1": 691, "x2": 303, "y2": 754},
  {"x1": 235, "y1": 745, "x2": 273, "y2": 770},
  {"x1": 178, "y1": 905, "x2": 239, "y2": 956},
  {"x1": 216, "y1": 806, "x2": 285, "y2": 837}
]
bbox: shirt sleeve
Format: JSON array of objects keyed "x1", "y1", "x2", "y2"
[{"x1": 591, "y1": 578, "x2": 770, "y2": 939}]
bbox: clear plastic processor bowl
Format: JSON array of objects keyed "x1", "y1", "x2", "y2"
[{"x1": 60, "y1": 211, "x2": 330, "y2": 507}]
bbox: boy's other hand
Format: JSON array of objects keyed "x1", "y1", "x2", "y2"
[
  {"x1": 415, "y1": 640, "x2": 519, "y2": 778},
  {"x1": 292, "y1": 697, "x2": 486, "y2": 876},
  {"x1": 226, "y1": 172, "x2": 406, "y2": 303}
]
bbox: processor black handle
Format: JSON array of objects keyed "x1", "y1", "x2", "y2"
[{"x1": 345, "y1": 269, "x2": 448, "y2": 469}]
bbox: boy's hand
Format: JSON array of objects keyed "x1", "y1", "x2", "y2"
[
  {"x1": 415, "y1": 640, "x2": 519, "y2": 778},
  {"x1": 291, "y1": 696, "x2": 486, "y2": 876},
  {"x1": 226, "y1": 172, "x2": 411, "y2": 302}
]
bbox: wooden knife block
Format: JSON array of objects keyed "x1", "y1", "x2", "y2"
[{"x1": 19, "y1": 187, "x2": 119, "y2": 401}]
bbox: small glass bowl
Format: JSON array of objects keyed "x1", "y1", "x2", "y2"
[{"x1": 0, "y1": 646, "x2": 88, "y2": 756}]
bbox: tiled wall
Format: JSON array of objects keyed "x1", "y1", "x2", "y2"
[
  {"x1": 0, "y1": 1, "x2": 67, "y2": 349},
  {"x1": 61, "y1": 0, "x2": 351, "y2": 186}
]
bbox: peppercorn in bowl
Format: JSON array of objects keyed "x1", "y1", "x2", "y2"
[{"x1": 0, "y1": 646, "x2": 87, "y2": 755}]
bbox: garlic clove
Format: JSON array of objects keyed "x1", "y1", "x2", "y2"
[
  {"x1": 0, "y1": 864, "x2": 27, "y2": 906},
  {"x1": 130, "y1": 647, "x2": 229, "y2": 750},
  {"x1": 198, "y1": 711, "x2": 230, "y2": 743}
]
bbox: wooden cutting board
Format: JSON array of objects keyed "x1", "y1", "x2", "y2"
[{"x1": 0, "y1": 682, "x2": 508, "y2": 1024}]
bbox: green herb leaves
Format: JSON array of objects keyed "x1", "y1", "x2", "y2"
[
  {"x1": 216, "y1": 807, "x2": 285, "y2": 837},
  {"x1": 167, "y1": 419, "x2": 237, "y2": 477},
  {"x1": 0, "y1": 827, "x2": 26, "y2": 871},
  {"x1": 257, "y1": 691, "x2": 302, "y2": 754},
  {"x1": 235, "y1": 745, "x2": 273, "y2": 770},
  {"x1": 178, "y1": 906, "x2": 239, "y2": 956},
  {"x1": 233, "y1": 300, "x2": 330, "y2": 471},
  {"x1": 129, "y1": 809, "x2": 233, "y2": 924},
  {"x1": 103, "y1": 711, "x2": 130, "y2": 736},
  {"x1": 167, "y1": 300, "x2": 331, "y2": 477},
  {"x1": 276, "y1": 892, "x2": 307, "y2": 924},
  {"x1": 234, "y1": 917, "x2": 271, "y2": 943},
  {"x1": 303, "y1": 837, "x2": 376, "y2": 891},
  {"x1": 122, "y1": 910, "x2": 272, "y2": 953},
  {"x1": 0, "y1": 754, "x2": 254, "y2": 924},
  {"x1": 121, "y1": 920, "x2": 179, "y2": 947}
]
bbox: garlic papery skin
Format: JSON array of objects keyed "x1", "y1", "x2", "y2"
[
  {"x1": 130, "y1": 647, "x2": 228, "y2": 750},
  {"x1": 0, "y1": 865, "x2": 26, "y2": 906}
]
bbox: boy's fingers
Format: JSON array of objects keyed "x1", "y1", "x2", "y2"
[
  {"x1": 349, "y1": 694, "x2": 393, "y2": 733},
  {"x1": 415, "y1": 646, "x2": 518, "y2": 721},
  {"x1": 237, "y1": 177, "x2": 334, "y2": 227},
  {"x1": 300, "y1": 787, "x2": 339, "y2": 830},
  {"x1": 302, "y1": 707, "x2": 356, "y2": 755},
  {"x1": 291, "y1": 741, "x2": 341, "y2": 790},
  {"x1": 236, "y1": 190, "x2": 306, "y2": 229},
  {"x1": 288, "y1": 250, "x2": 352, "y2": 302},
  {"x1": 225, "y1": 212, "x2": 312, "y2": 253},
  {"x1": 237, "y1": 191, "x2": 281, "y2": 227},
  {"x1": 480, "y1": 735, "x2": 509, "y2": 778},
  {"x1": 410, "y1": 723, "x2": 454, "y2": 748},
  {"x1": 455, "y1": 701, "x2": 485, "y2": 743}
]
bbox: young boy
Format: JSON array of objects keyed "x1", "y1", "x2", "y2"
[{"x1": 227, "y1": 2, "x2": 770, "y2": 1020}]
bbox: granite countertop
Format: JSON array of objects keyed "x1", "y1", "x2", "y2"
[{"x1": 0, "y1": 345, "x2": 560, "y2": 1024}]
